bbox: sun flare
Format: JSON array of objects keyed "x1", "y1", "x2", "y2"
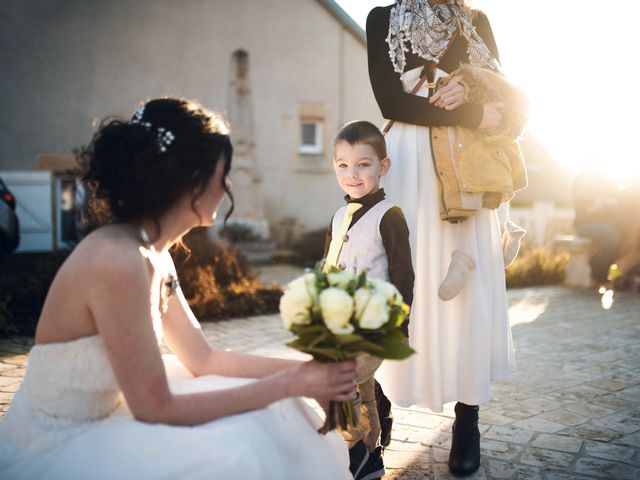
[
  {"x1": 474, "y1": 0, "x2": 640, "y2": 181},
  {"x1": 339, "y1": 0, "x2": 640, "y2": 182}
]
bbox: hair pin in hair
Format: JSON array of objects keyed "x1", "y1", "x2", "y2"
[
  {"x1": 131, "y1": 105, "x2": 175, "y2": 153},
  {"x1": 131, "y1": 106, "x2": 152, "y2": 129},
  {"x1": 156, "y1": 127, "x2": 175, "y2": 153}
]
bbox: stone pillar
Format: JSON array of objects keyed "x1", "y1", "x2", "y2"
[
  {"x1": 553, "y1": 234, "x2": 594, "y2": 288},
  {"x1": 219, "y1": 50, "x2": 273, "y2": 261}
]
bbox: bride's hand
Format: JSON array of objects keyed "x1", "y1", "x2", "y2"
[
  {"x1": 289, "y1": 360, "x2": 357, "y2": 403},
  {"x1": 429, "y1": 76, "x2": 465, "y2": 110}
]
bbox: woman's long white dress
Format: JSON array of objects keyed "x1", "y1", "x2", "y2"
[
  {"x1": 377, "y1": 66, "x2": 516, "y2": 411},
  {"x1": 0, "y1": 334, "x2": 350, "y2": 479}
]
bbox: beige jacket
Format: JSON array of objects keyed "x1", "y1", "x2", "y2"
[{"x1": 431, "y1": 65, "x2": 529, "y2": 222}]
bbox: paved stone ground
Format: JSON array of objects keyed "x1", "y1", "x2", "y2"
[{"x1": 1, "y1": 266, "x2": 639, "y2": 479}]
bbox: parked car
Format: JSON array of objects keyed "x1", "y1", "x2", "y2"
[{"x1": 0, "y1": 176, "x2": 20, "y2": 254}]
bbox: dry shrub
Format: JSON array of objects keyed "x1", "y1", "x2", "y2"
[
  {"x1": 0, "y1": 251, "x2": 70, "y2": 337},
  {"x1": 506, "y1": 247, "x2": 569, "y2": 288},
  {"x1": 173, "y1": 228, "x2": 282, "y2": 320},
  {"x1": 0, "y1": 229, "x2": 282, "y2": 338}
]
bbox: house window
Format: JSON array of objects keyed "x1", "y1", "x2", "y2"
[
  {"x1": 56, "y1": 177, "x2": 79, "y2": 248},
  {"x1": 299, "y1": 121, "x2": 323, "y2": 155}
]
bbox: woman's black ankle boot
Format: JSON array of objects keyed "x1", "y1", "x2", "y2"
[{"x1": 448, "y1": 402, "x2": 480, "y2": 476}]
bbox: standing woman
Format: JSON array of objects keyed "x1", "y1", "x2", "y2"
[{"x1": 367, "y1": 1, "x2": 516, "y2": 475}]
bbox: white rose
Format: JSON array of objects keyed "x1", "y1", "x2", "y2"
[
  {"x1": 279, "y1": 283, "x2": 314, "y2": 330},
  {"x1": 354, "y1": 288, "x2": 390, "y2": 330},
  {"x1": 319, "y1": 288, "x2": 354, "y2": 335},
  {"x1": 287, "y1": 273, "x2": 317, "y2": 297},
  {"x1": 327, "y1": 271, "x2": 356, "y2": 289},
  {"x1": 370, "y1": 278, "x2": 403, "y2": 305}
]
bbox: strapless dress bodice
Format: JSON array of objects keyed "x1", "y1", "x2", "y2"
[
  {"x1": 21, "y1": 335, "x2": 121, "y2": 422},
  {"x1": 0, "y1": 335, "x2": 123, "y2": 459}
]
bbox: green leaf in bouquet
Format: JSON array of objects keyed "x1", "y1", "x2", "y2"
[
  {"x1": 362, "y1": 314, "x2": 397, "y2": 336},
  {"x1": 312, "y1": 262, "x2": 330, "y2": 289},
  {"x1": 331, "y1": 333, "x2": 364, "y2": 345},
  {"x1": 334, "y1": 334, "x2": 387, "y2": 355},
  {"x1": 308, "y1": 305, "x2": 325, "y2": 325},
  {"x1": 321, "y1": 262, "x2": 342, "y2": 274},
  {"x1": 308, "y1": 332, "x2": 330, "y2": 348},
  {"x1": 375, "y1": 330, "x2": 415, "y2": 359},
  {"x1": 384, "y1": 343, "x2": 415, "y2": 360},
  {"x1": 286, "y1": 337, "x2": 311, "y2": 351},
  {"x1": 286, "y1": 337, "x2": 343, "y2": 359},
  {"x1": 388, "y1": 308, "x2": 407, "y2": 330},
  {"x1": 355, "y1": 270, "x2": 368, "y2": 290},
  {"x1": 340, "y1": 339, "x2": 387, "y2": 357},
  {"x1": 289, "y1": 323, "x2": 328, "y2": 337},
  {"x1": 290, "y1": 333, "x2": 330, "y2": 349},
  {"x1": 289, "y1": 344, "x2": 347, "y2": 362}
]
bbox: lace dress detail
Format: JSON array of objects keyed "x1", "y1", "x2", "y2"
[{"x1": 0, "y1": 336, "x2": 120, "y2": 464}]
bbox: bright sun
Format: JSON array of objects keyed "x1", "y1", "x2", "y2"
[
  {"x1": 338, "y1": 0, "x2": 640, "y2": 182},
  {"x1": 475, "y1": 0, "x2": 640, "y2": 182}
]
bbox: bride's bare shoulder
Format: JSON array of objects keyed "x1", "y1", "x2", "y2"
[
  {"x1": 68, "y1": 225, "x2": 147, "y2": 275},
  {"x1": 78, "y1": 224, "x2": 138, "y2": 248}
]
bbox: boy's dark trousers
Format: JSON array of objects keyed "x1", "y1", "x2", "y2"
[
  {"x1": 375, "y1": 379, "x2": 393, "y2": 448},
  {"x1": 375, "y1": 322, "x2": 408, "y2": 448}
]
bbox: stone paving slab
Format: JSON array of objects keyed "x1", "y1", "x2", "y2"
[{"x1": 1, "y1": 280, "x2": 639, "y2": 479}]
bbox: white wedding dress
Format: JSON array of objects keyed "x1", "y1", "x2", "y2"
[{"x1": 0, "y1": 334, "x2": 350, "y2": 479}]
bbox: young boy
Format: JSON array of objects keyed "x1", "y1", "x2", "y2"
[{"x1": 323, "y1": 120, "x2": 414, "y2": 480}]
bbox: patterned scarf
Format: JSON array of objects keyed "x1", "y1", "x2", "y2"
[{"x1": 386, "y1": 0, "x2": 501, "y2": 74}]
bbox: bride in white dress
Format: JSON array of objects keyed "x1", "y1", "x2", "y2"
[{"x1": 0, "y1": 98, "x2": 355, "y2": 480}]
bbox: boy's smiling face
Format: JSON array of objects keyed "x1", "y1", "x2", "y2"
[{"x1": 333, "y1": 141, "x2": 390, "y2": 200}]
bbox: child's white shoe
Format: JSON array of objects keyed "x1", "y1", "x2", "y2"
[
  {"x1": 502, "y1": 220, "x2": 526, "y2": 268},
  {"x1": 438, "y1": 250, "x2": 476, "y2": 301}
]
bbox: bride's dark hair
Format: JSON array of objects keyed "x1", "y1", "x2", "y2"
[{"x1": 79, "y1": 98, "x2": 234, "y2": 229}]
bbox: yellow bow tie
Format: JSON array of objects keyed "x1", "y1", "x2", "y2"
[{"x1": 324, "y1": 202, "x2": 362, "y2": 272}]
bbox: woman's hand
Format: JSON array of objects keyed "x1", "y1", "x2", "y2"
[
  {"x1": 429, "y1": 76, "x2": 466, "y2": 110},
  {"x1": 289, "y1": 359, "x2": 357, "y2": 403},
  {"x1": 479, "y1": 102, "x2": 506, "y2": 131}
]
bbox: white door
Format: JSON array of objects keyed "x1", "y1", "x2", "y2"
[{"x1": 0, "y1": 171, "x2": 53, "y2": 252}]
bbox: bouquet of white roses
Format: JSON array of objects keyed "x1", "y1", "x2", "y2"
[{"x1": 279, "y1": 264, "x2": 415, "y2": 433}]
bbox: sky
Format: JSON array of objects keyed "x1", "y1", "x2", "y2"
[{"x1": 335, "y1": 0, "x2": 640, "y2": 182}]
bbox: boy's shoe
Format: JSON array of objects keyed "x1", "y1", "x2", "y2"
[
  {"x1": 356, "y1": 446, "x2": 385, "y2": 480},
  {"x1": 348, "y1": 441, "x2": 369, "y2": 479}
]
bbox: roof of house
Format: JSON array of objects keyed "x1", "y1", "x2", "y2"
[{"x1": 316, "y1": 0, "x2": 366, "y2": 46}]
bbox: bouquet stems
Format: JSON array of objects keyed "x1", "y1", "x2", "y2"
[{"x1": 318, "y1": 398, "x2": 357, "y2": 435}]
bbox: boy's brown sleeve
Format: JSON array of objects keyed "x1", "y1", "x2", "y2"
[
  {"x1": 323, "y1": 216, "x2": 334, "y2": 258},
  {"x1": 380, "y1": 207, "x2": 414, "y2": 308}
]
